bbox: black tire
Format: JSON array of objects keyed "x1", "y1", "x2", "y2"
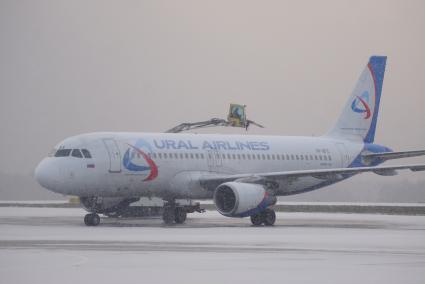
[
  {"x1": 263, "y1": 209, "x2": 276, "y2": 226},
  {"x1": 174, "y1": 208, "x2": 187, "y2": 224},
  {"x1": 250, "y1": 213, "x2": 264, "y2": 226},
  {"x1": 162, "y1": 208, "x2": 175, "y2": 224},
  {"x1": 84, "y1": 214, "x2": 91, "y2": 226},
  {"x1": 91, "y1": 214, "x2": 100, "y2": 226},
  {"x1": 84, "y1": 213, "x2": 100, "y2": 226}
]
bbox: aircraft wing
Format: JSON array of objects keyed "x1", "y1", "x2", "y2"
[
  {"x1": 199, "y1": 164, "x2": 425, "y2": 191},
  {"x1": 361, "y1": 150, "x2": 425, "y2": 163}
]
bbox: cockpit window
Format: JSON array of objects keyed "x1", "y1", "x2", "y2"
[
  {"x1": 48, "y1": 148, "x2": 57, "y2": 157},
  {"x1": 54, "y1": 149, "x2": 71, "y2": 157},
  {"x1": 71, "y1": 149, "x2": 83, "y2": 158},
  {"x1": 81, "y1": 149, "x2": 92, "y2": 158}
]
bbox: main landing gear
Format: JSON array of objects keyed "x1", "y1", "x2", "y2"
[
  {"x1": 250, "y1": 208, "x2": 276, "y2": 226},
  {"x1": 163, "y1": 207, "x2": 187, "y2": 224},
  {"x1": 162, "y1": 200, "x2": 205, "y2": 225},
  {"x1": 84, "y1": 213, "x2": 100, "y2": 226}
]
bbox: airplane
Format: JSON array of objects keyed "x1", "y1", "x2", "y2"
[{"x1": 35, "y1": 56, "x2": 425, "y2": 226}]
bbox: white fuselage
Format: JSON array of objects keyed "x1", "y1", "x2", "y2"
[{"x1": 35, "y1": 132, "x2": 375, "y2": 199}]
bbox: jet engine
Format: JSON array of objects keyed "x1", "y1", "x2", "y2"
[{"x1": 213, "y1": 182, "x2": 276, "y2": 217}]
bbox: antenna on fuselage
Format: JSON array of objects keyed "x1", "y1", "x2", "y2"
[{"x1": 165, "y1": 104, "x2": 264, "y2": 133}]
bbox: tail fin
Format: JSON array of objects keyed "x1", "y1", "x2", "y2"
[{"x1": 327, "y1": 56, "x2": 387, "y2": 143}]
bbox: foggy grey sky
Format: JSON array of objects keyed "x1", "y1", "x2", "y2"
[{"x1": 1, "y1": 0, "x2": 424, "y2": 187}]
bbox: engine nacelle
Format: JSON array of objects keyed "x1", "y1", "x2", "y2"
[
  {"x1": 80, "y1": 196, "x2": 138, "y2": 214},
  {"x1": 213, "y1": 182, "x2": 277, "y2": 217}
]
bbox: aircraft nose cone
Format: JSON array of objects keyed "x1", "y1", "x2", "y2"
[{"x1": 35, "y1": 159, "x2": 59, "y2": 191}]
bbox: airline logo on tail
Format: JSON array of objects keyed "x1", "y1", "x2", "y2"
[
  {"x1": 351, "y1": 91, "x2": 371, "y2": 119},
  {"x1": 123, "y1": 139, "x2": 158, "y2": 181}
]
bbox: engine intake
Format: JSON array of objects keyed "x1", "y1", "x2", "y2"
[{"x1": 213, "y1": 182, "x2": 276, "y2": 217}]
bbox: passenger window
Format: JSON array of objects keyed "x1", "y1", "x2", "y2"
[
  {"x1": 262, "y1": 154, "x2": 266, "y2": 160},
  {"x1": 222, "y1": 154, "x2": 226, "y2": 159},
  {"x1": 81, "y1": 149, "x2": 92, "y2": 158},
  {"x1": 185, "y1": 153, "x2": 189, "y2": 159},
  {"x1": 310, "y1": 155, "x2": 313, "y2": 160},
  {"x1": 242, "y1": 154, "x2": 246, "y2": 159},
  {"x1": 286, "y1": 154, "x2": 290, "y2": 160},
  {"x1": 232, "y1": 154, "x2": 236, "y2": 159},
  {"x1": 190, "y1": 153, "x2": 194, "y2": 159},
  {"x1": 200, "y1": 153, "x2": 204, "y2": 159},
  {"x1": 164, "y1": 153, "x2": 168, "y2": 159},
  {"x1": 174, "y1": 153, "x2": 178, "y2": 159},
  {"x1": 328, "y1": 155, "x2": 332, "y2": 160},
  {"x1": 195, "y1": 153, "x2": 199, "y2": 159},
  {"x1": 291, "y1": 154, "x2": 294, "y2": 160},
  {"x1": 296, "y1": 155, "x2": 299, "y2": 160},
  {"x1": 237, "y1": 154, "x2": 241, "y2": 160},
  {"x1": 71, "y1": 149, "x2": 83, "y2": 158},
  {"x1": 300, "y1": 155, "x2": 304, "y2": 160},
  {"x1": 227, "y1": 153, "x2": 231, "y2": 159},
  {"x1": 266, "y1": 154, "x2": 270, "y2": 160},
  {"x1": 319, "y1": 155, "x2": 323, "y2": 160},
  {"x1": 247, "y1": 154, "x2": 251, "y2": 160},
  {"x1": 271, "y1": 154, "x2": 275, "y2": 160},
  {"x1": 257, "y1": 154, "x2": 261, "y2": 160},
  {"x1": 276, "y1": 155, "x2": 280, "y2": 160},
  {"x1": 315, "y1": 155, "x2": 318, "y2": 160},
  {"x1": 180, "y1": 153, "x2": 184, "y2": 159},
  {"x1": 158, "y1": 153, "x2": 162, "y2": 159},
  {"x1": 55, "y1": 149, "x2": 71, "y2": 157}
]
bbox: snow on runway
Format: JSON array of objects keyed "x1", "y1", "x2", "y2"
[{"x1": 1, "y1": 207, "x2": 425, "y2": 284}]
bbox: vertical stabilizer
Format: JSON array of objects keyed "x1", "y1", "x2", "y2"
[{"x1": 327, "y1": 56, "x2": 387, "y2": 143}]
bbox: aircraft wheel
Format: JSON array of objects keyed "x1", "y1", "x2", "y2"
[
  {"x1": 250, "y1": 213, "x2": 264, "y2": 226},
  {"x1": 174, "y1": 208, "x2": 187, "y2": 224},
  {"x1": 84, "y1": 213, "x2": 100, "y2": 226},
  {"x1": 162, "y1": 207, "x2": 175, "y2": 224},
  {"x1": 263, "y1": 208, "x2": 276, "y2": 226}
]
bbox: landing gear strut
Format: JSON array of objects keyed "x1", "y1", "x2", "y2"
[
  {"x1": 250, "y1": 208, "x2": 276, "y2": 226},
  {"x1": 84, "y1": 213, "x2": 100, "y2": 226}
]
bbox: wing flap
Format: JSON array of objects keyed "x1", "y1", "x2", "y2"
[
  {"x1": 362, "y1": 150, "x2": 425, "y2": 163},
  {"x1": 199, "y1": 164, "x2": 425, "y2": 191}
]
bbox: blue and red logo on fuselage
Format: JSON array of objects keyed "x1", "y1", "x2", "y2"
[
  {"x1": 351, "y1": 91, "x2": 371, "y2": 119},
  {"x1": 123, "y1": 139, "x2": 158, "y2": 181}
]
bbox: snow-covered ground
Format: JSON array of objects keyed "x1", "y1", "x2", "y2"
[{"x1": 1, "y1": 207, "x2": 425, "y2": 284}]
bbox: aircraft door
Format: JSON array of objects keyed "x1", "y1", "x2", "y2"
[
  {"x1": 103, "y1": 138, "x2": 122, "y2": 173},
  {"x1": 206, "y1": 150, "x2": 223, "y2": 170},
  {"x1": 214, "y1": 150, "x2": 223, "y2": 167}
]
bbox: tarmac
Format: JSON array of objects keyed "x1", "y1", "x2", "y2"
[{"x1": 0, "y1": 206, "x2": 424, "y2": 284}]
